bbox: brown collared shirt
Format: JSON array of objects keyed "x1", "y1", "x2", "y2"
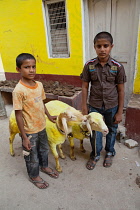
[{"x1": 80, "y1": 57, "x2": 126, "y2": 110}]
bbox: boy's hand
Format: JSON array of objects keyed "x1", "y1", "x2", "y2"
[
  {"x1": 22, "y1": 137, "x2": 31, "y2": 151},
  {"x1": 48, "y1": 115, "x2": 57, "y2": 123},
  {"x1": 114, "y1": 113, "x2": 122, "y2": 124}
]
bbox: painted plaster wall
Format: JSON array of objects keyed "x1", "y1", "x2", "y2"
[
  {"x1": 134, "y1": 17, "x2": 140, "y2": 93},
  {"x1": 0, "y1": 0, "x2": 83, "y2": 76}
]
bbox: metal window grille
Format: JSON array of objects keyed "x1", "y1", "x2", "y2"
[{"x1": 44, "y1": 1, "x2": 69, "y2": 58}]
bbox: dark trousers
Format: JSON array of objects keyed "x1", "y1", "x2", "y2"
[
  {"x1": 23, "y1": 128, "x2": 49, "y2": 178},
  {"x1": 89, "y1": 105, "x2": 118, "y2": 158}
]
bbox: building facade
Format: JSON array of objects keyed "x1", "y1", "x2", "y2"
[{"x1": 0, "y1": 0, "x2": 140, "y2": 139}]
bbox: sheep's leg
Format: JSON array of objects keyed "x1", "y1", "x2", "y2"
[
  {"x1": 58, "y1": 144, "x2": 66, "y2": 159},
  {"x1": 68, "y1": 137, "x2": 76, "y2": 160},
  {"x1": 9, "y1": 133, "x2": 16, "y2": 156},
  {"x1": 80, "y1": 139, "x2": 86, "y2": 153},
  {"x1": 50, "y1": 144, "x2": 62, "y2": 172}
]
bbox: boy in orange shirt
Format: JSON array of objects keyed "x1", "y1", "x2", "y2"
[{"x1": 13, "y1": 53, "x2": 59, "y2": 189}]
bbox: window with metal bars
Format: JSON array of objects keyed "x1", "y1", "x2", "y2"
[{"x1": 43, "y1": 0, "x2": 69, "y2": 58}]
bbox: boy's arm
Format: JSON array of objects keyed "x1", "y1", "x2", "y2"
[
  {"x1": 15, "y1": 110, "x2": 31, "y2": 151},
  {"x1": 114, "y1": 83, "x2": 125, "y2": 124},
  {"x1": 82, "y1": 81, "x2": 89, "y2": 115},
  {"x1": 43, "y1": 103, "x2": 57, "y2": 123}
]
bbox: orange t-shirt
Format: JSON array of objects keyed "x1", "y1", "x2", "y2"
[{"x1": 13, "y1": 80, "x2": 46, "y2": 134}]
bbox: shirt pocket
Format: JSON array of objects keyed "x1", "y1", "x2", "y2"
[
  {"x1": 90, "y1": 71, "x2": 98, "y2": 81},
  {"x1": 106, "y1": 76, "x2": 115, "y2": 82}
]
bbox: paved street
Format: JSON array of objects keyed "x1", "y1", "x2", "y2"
[{"x1": 0, "y1": 105, "x2": 140, "y2": 210}]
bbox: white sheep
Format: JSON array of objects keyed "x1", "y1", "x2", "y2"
[{"x1": 9, "y1": 102, "x2": 85, "y2": 172}]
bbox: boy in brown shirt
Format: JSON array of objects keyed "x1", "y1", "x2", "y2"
[{"x1": 81, "y1": 32, "x2": 126, "y2": 170}]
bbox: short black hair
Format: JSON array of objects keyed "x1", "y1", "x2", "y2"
[
  {"x1": 16, "y1": 53, "x2": 36, "y2": 68},
  {"x1": 94, "y1": 31, "x2": 113, "y2": 45}
]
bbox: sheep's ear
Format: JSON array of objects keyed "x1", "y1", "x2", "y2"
[
  {"x1": 86, "y1": 120, "x2": 92, "y2": 137},
  {"x1": 62, "y1": 117, "x2": 68, "y2": 136}
]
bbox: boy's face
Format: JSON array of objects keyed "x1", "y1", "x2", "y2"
[
  {"x1": 16, "y1": 59, "x2": 36, "y2": 80},
  {"x1": 94, "y1": 39, "x2": 113, "y2": 61}
]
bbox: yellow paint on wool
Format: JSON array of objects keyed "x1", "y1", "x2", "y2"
[
  {"x1": 134, "y1": 18, "x2": 140, "y2": 93},
  {"x1": 0, "y1": 0, "x2": 83, "y2": 76}
]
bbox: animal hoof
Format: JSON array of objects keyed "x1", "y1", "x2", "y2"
[
  {"x1": 70, "y1": 156, "x2": 76, "y2": 161},
  {"x1": 56, "y1": 168, "x2": 62, "y2": 173},
  {"x1": 59, "y1": 155, "x2": 66, "y2": 159},
  {"x1": 81, "y1": 149, "x2": 86, "y2": 153}
]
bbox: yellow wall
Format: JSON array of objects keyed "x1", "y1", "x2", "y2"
[
  {"x1": 134, "y1": 18, "x2": 140, "y2": 93},
  {"x1": 0, "y1": 0, "x2": 83, "y2": 76}
]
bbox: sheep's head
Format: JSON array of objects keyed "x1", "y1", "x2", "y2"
[
  {"x1": 64, "y1": 107, "x2": 85, "y2": 123},
  {"x1": 85, "y1": 112, "x2": 109, "y2": 135},
  {"x1": 57, "y1": 107, "x2": 85, "y2": 136}
]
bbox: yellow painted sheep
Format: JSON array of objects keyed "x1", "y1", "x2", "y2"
[
  {"x1": 68, "y1": 112, "x2": 109, "y2": 160},
  {"x1": 9, "y1": 101, "x2": 85, "y2": 172},
  {"x1": 45, "y1": 100, "x2": 108, "y2": 160}
]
